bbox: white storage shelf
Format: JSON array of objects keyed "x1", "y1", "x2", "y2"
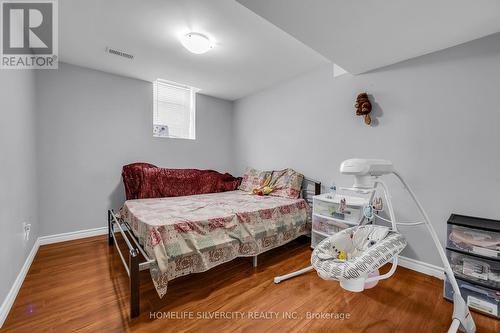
[
  {"x1": 313, "y1": 194, "x2": 367, "y2": 222},
  {"x1": 311, "y1": 193, "x2": 368, "y2": 249},
  {"x1": 313, "y1": 213, "x2": 358, "y2": 227}
]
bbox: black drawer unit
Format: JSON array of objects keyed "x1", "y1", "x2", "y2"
[{"x1": 445, "y1": 214, "x2": 500, "y2": 318}]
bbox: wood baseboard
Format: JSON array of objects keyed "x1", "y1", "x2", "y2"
[
  {"x1": 399, "y1": 255, "x2": 444, "y2": 280},
  {"x1": 0, "y1": 238, "x2": 40, "y2": 328},
  {"x1": 38, "y1": 227, "x2": 108, "y2": 245}
]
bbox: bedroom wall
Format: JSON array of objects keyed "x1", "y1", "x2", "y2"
[
  {"x1": 36, "y1": 63, "x2": 235, "y2": 236},
  {"x1": 232, "y1": 32, "x2": 500, "y2": 267},
  {"x1": 0, "y1": 71, "x2": 39, "y2": 305}
]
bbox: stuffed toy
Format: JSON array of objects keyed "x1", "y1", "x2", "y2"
[
  {"x1": 253, "y1": 186, "x2": 273, "y2": 196},
  {"x1": 337, "y1": 250, "x2": 347, "y2": 261},
  {"x1": 252, "y1": 175, "x2": 273, "y2": 196},
  {"x1": 355, "y1": 92, "x2": 372, "y2": 125}
]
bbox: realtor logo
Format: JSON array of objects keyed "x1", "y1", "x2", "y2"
[{"x1": 1, "y1": 0, "x2": 58, "y2": 69}]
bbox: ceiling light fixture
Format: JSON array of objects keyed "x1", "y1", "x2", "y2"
[{"x1": 180, "y1": 32, "x2": 215, "y2": 54}]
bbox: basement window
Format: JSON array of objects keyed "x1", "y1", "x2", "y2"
[{"x1": 153, "y1": 79, "x2": 197, "y2": 140}]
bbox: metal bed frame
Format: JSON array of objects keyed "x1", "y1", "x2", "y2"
[{"x1": 107, "y1": 178, "x2": 321, "y2": 318}]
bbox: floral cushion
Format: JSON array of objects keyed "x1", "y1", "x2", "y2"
[
  {"x1": 238, "y1": 167, "x2": 271, "y2": 192},
  {"x1": 268, "y1": 168, "x2": 304, "y2": 199}
]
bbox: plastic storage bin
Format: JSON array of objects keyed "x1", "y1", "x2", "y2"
[
  {"x1": 444, "y1": 277, "x2": 500, "y2": 318},
  {"x1": 311, "y1": 230, "x2": 327, "y2": 249},
  {"x1": 313, "y1": 194, "x2": 367, "y2": 224},
  {"x1": 447, "y1": 224, "x2": 500, "y2": 259},
  {"x1": 447, "y1": 250, "x2": 500, "y2": 290},
  {"x1": 312, "y1": 214, "x2": 349, "y2": 234}
]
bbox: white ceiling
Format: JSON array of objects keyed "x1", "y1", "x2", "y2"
[
  {"x1": 236, "y1": 0, "x2": 500, "y2": 74},
  {"x1": 59, "y1": 0, "x2": 328, "y2": 101},
  {"x1": 61, "y1": 1, "x2": 500, "y2": 100}
]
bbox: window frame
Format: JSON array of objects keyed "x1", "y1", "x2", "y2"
[{"x1": 153, "y1": 79, "x2": 197, "y2": 140}]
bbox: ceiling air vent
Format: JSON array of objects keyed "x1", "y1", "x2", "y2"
[{"x1": 105, "y1": 47, "x2": 134, "y2": 60}]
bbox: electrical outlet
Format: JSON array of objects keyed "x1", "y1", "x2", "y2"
[{"x1": 22, "y1": 222, "x2": 31, "y2": 241}]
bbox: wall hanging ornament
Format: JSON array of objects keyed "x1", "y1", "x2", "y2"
[{"x1": 355, "y1": 92, "x2": 372, "y2": 125}]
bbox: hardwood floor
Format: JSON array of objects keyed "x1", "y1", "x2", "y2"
[{"x1": 2, "y1": 235, "x2": 498, "y2": 333}]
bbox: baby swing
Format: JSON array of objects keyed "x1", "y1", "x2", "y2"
[{"x1": 274, "y1": 159, "x2": 476, "y2": 333}]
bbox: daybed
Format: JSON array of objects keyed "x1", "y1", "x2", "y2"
[{"x1": 108, "y1": 164, "x2": 320, "y2": 317}]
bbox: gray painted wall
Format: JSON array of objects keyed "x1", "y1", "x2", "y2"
[
  {"x1": 232, "y1": 33, "x2": 500, "y2": 266},
  {"x1": 0, "y1": 71, "x2": 39, "y2": 303},
  {"x1": 36, "y1": 63, "x2": 235, "y2": 236}
]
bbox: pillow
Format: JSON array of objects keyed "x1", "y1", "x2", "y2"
[
  {"x1": 268, "y1": 168, "x2": 304, "y2": 199},
  {"x1": 238, "y1": 167, "x2": 271, "y2": 192}
]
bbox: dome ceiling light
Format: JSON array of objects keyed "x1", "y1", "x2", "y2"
[{"x1": 180, "y1": 32, "x2": 215, "y2": 54}]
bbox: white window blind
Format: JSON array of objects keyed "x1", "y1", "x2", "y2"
[{"x1": 153, "y1": 79, "x2": 196, "y2": 139}]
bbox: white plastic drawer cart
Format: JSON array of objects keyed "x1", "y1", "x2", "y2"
[{"x1": 311, "y1": 192, "x2": 371, "y2": 248}]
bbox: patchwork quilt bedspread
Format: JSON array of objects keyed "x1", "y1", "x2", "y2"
[{"x1": 120, "y1": 190, "x2": 310, "y2": 297}]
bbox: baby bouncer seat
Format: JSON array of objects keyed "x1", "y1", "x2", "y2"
[{"x1": 312, "y1": 225, "x2": 407, "y2": 291}]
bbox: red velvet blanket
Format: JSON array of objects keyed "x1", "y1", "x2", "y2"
[{"x1": 122, "y1": 163, "x2": 242, "y2": 200}]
